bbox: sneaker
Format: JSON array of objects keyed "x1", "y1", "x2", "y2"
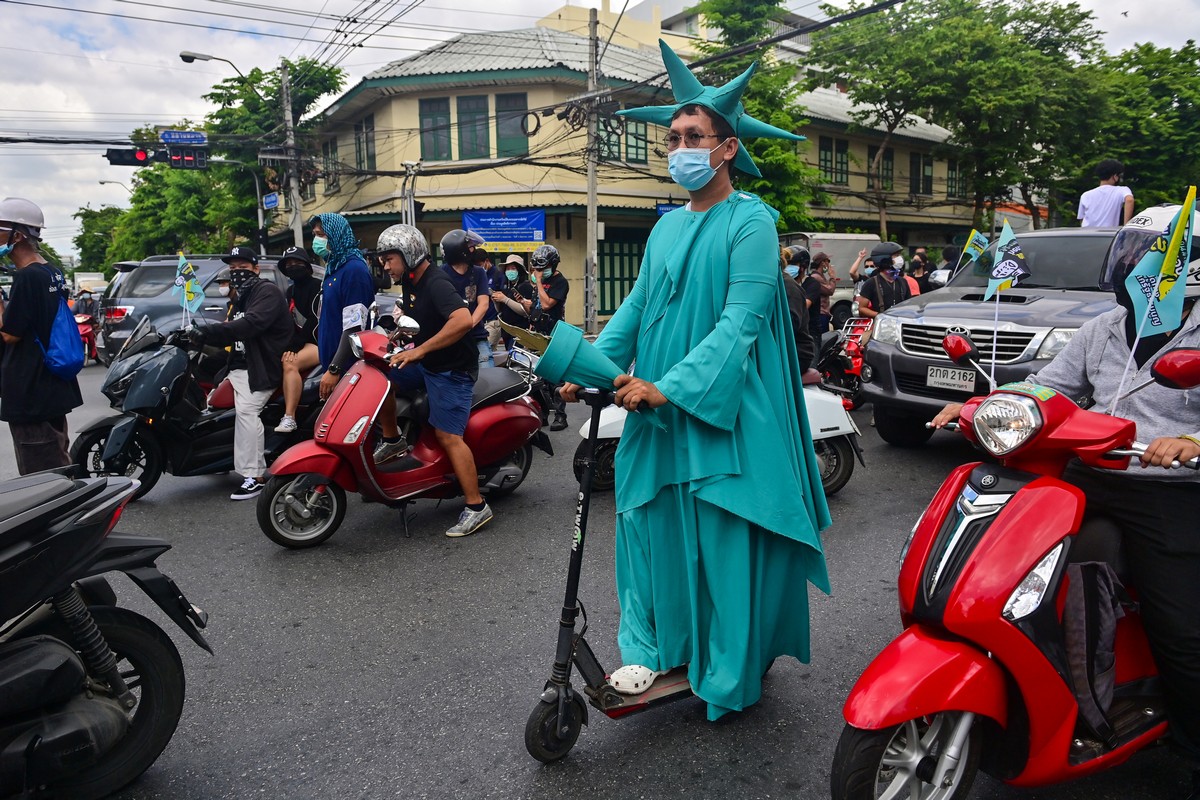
[
  {"x1": 230, "y1": 477, "x2": 265, "y2": 501},
  {"x1": 446, "y1": 503, "x2": 493, "y2": 538},
  {"x1": 550, "y1": 412, "x2": 568, "y2": 432},
  {"x1": 373, "y1": 436, "x2": 409, "y2": 464},
  {"x1": 274, "y1": 415, "x2": 298, "y2": 433}
]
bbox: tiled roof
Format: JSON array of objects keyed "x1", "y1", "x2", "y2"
[
  {"x1": 366, "y1": 27, "x2": 665, "y2": 86},
  {"x1": 798, "y1": 86, "x2": 952, "y2": 144}
]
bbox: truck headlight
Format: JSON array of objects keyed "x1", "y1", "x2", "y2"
[
  {"x1": 873, "y1": 315, "x2": 901, "y2": 345},
  {"x1": 1003, "y1": 542, "x2": 1064, "y2": 620},
  {"x1": 1035, "y1": 328, "x2": 1077, "y2": 359},
  {"x1": 973, "y1": 394, "x2": 1042, "y2": 456}
]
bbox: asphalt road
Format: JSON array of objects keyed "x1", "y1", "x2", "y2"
[{"x1": 0, "y1": 364, "x2": 1187, "y2": 799}]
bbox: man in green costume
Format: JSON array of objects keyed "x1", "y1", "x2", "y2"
[{"x1": 562, "y1": 40, "x2": 831, "y2": 721}]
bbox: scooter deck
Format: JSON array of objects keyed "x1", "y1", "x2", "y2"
[{"x1": 601, "y1": 667, "x2": 693, "y2": 718}]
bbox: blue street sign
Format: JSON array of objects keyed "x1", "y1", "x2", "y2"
[
  {"x1": 657, "y1": 203, "x2": 685, "y2": 215},
  {"x1": 462, "y1": 209, "x2": 546, "y2": 253},
  {"x1": 262, "y1": 192, "x2": 280, "y2": 210},
  {"x1": 159, "y1": 130, "x2": 208, "y2": 145}
]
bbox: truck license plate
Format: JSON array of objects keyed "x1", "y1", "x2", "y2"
[{"x1": 926, "y1": 366, "x2": 976, "y2": 392}]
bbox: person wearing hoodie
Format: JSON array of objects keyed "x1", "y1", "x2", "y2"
[
  {"x1": 931, "y1": 204, "x2": 1200, "y2": 800},
  {"x1": 309, "y1": 213, "x2": 376, "y2": 403}
]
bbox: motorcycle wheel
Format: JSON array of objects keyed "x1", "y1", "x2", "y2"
[
  {"x1": 487, "y1": 443, "x2": 534, "y2": 500},
  {"x1": 40, "y1": 607, "x2": 186, "y2": 800},
  {"x1": 524, "y1": 693, "x2": 586, "y2": 764},
  {"x1": 257, "y1": 474, "x2": 347, "y2": 548},
  {"x1": 814, "y1": 437, "x2": 855, "y2": 496},
  {"x1": 571, "y1": 438, "x2": 618, "y2": 492},
  {"x1": 830, "y1": 715, "x2": 980, "y2": 800},
  {"x1": 70, "y1": 425, "x2": 163, "y2": 500}
]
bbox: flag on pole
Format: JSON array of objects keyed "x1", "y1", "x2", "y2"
[
  {"x1": 172, "y1": 252, "x2": 206, "y2": 315},
  {"x1": 962, "y1": 229, "x2": 990, "y2": 264},
  {"x1": 1123, "y1": 185, "x2": 1196, "y2": 334},
  {"x1": 982, "y1": 220, "x2": 1031, "y2": 301}
]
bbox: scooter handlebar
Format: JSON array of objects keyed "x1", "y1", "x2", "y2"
[
  {"x1": 1105, "y1": 442, "x2": 1200, "y2": 470},
  {"x1": 925, "y1": 421, "x2": 959, "y2": 431}
]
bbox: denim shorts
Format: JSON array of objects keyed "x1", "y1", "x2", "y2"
[{"x1": 389, "y1": 364, "x2": 475, "y2": 436}]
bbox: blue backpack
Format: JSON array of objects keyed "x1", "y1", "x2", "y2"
[{"x1": 34, "y1": 264, "x2": 85, "y2": 381}]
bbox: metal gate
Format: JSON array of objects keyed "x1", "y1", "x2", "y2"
[{"x1": 598, "y1": 228, "x2": 648, "y2": 315}]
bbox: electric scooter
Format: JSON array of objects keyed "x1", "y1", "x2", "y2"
[
  {"x1": 830, "y1": 335, "x2": 1200, "y2": 800},
  {"x1": 524, "y1": 389, "x2": 696, "y2": 764},
  {"x1": 570, "y1": 381, "x2": 864, "y2": 495},
  {"x1": 258, "y1": 324, "x2": 553, "y2": 549}
]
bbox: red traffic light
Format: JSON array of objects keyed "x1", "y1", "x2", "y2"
[
  {"x1": 105, "y1": 147, "x2": 157, "y2": 168},
  {"x1": 135, "y1": 149, "x2": 149, "y2": 162}
]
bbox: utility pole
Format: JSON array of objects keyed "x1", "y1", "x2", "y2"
[
  {"x1": 584, "y1": 7, "x2": 599, "y2": 335},
  {"x1": 280, "y1": 61, "x2": 305, "y2": 248}
]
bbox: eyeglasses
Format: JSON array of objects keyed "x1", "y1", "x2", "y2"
[{"x1": 663, "y1": 132, "x2": 723, "y2": 151}]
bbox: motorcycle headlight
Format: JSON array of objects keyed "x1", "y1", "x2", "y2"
[
  {"x1": 873, "y1": 315, "x2": 901, "y2": 345},
  {"x1": 349, "y1": 333, "x2": 363, "y2": 360},
  {"x1": 972, "y1": 394, "x2": 1042, "y2": 456},
  {"x1": 1003, "y1": 542, "x2": 1064, "y2": 621},
  {"x1": 1035, "y1": 328, "x2": 1077, "y2": 359}
]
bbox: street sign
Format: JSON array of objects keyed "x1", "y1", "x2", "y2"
[
  {"x1": 159, "y1": 130, "x2": 208, "y2": 145},
  {"x1": 657, "y1": 203, "x2": 685, "y2": 215},
  {"x1": 262, "y1": 192, "x2": 280, "y2": 211},
  {"x1": 462, "y1": 209, "x2": 545, "y2": 253}
]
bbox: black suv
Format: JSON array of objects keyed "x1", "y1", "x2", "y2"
[
  {"x1": 860, "y1": 226, "x2": 1119, "y2": 446},
  {"x1": 100, "y1": 254, "x2": 286, "y2": 361}
]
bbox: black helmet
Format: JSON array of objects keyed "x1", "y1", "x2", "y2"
[
  {"x1": 215, "y1": 268, "x2": 232, "y2": 283},
  {"x1": 869, "y1": 241, "x2": 903, "y2": 266},
  {"x1": 531, "y1": 244, "x2": 561, "y2": 272},
  {"x1": 440, "y1": 229, "x2": 486, "y2": 265},
  {"x1": 784, "y1": 245, "x2": 811, "y2": 271}
]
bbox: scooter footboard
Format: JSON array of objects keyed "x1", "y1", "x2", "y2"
[
  {"x1": 844, "y1": 624, "x2": 1008, "y2": 729},
  {"x1": 266, "y1": 440, "x2": 358, "y2": 491}
]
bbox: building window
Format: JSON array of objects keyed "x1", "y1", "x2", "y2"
[
  {"x1": 301, "y1": 180, "x2": 315, "y2": 202},
  {"x1": 626, "y1": 119, "x2": 648, "y2": 164},
  {"x1": 947, "y1": 159, "x2": 965, "y2": 198},
  {"x1": 420, "y1": 98, "x2": 451, "y2": 161},
  {"x1": 599, "y1": 125, "x2": 621, "y2": 162},
  {"x1": 321, "y1": 139, "x2": 339, "y2": 192},
  {"x1": 867, "y1": 145, "x2": 894, "y2": 191},
  {"x1": 819, "y1": 136, "x2": 849, "y2": 185},
  {"x1": 909, "y1": 152, "x2": 933, "y2": 195},
  {"x1": 496, "y1": 93, "x2": 528, "y2": 158},
  {"x1": 457, "y1": 95, "x2": 490, "y2": 160},
  {"x1": 354, "y1": 114, "x2": 376, "y2": 172}
]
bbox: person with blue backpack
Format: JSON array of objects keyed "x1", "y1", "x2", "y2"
[{"x1": 0, "y1": 198, "x2": 83, "y2": 474}]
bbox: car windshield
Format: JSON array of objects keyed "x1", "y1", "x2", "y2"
[
  {"x1": 948, "y1": 233, "x2": 1114, "y2": 291},
  {"x1": 117, "y1": 265, "x2": 181, "y2": 298}
]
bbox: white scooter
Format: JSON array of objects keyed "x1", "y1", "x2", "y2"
[{"x1": 570, "y1": 383, "x2": 864, "y2": 495}]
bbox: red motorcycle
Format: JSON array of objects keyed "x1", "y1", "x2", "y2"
[
  {"x1": 831, "y1": 334, "x2": 1200, "y2": 800},
  {"x1": 816, "y1": 317, "x2": 869, "y2": 410},
  {"x1": 257, "y1": 325, "x2": 552, "y2": 548},
  {"x1": 75, "y1": 311, "x2": 107, "y2": 366}
]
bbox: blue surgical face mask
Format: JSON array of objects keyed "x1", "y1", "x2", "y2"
[
  {"x1": 667, "y1": 138, "x2": 729, "y2": 191},
  {"x1": 864, "y1": 266, "x2": 877, "y2": 277},
  {"x1": 505, "y1": 269, "x2": 518, "y2": 282},
  {"x1": 784, "y1": 265, "x2": 800, "y2": 279},
  {"x1": 0, "y1": 244, "x2": 12, "y2": 259},
  {"x1": 312, "y1": 236, "x2": 329, "y2": 258},
  {"x1": 542, "y1": 268, "x2": 554, "y2": 279}
]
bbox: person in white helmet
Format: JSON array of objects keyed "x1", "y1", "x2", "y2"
[{"x1": 0, "y1": 198, "x2": 83, "y2": 473}]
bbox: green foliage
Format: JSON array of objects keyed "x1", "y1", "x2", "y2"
[
  {"x1": 72, "y1": 205, "x2": 126, "y2": 275},
  {"x1": 38, "y1": 241, "x2": 63, "y2": 270},
  {"x1": 694, "y1": 0, "x2": 827, "y2": 230}
]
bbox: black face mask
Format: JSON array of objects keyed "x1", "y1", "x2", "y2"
[
  {"x1": 282, "y1": 264, "x2": 312, "y2": 280},
  {"x1": 229, "y1": 269, "x2": 258, "y2": 294}
]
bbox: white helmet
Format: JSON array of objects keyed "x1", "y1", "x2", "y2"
[
  {"x1": 0, "y1": 197, "x2": 44, "y2": 240},
  {"x1": 1100, "y1": 204, "x2": 1200, "y2": 297}
]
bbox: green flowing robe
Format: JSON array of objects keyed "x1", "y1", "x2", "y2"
[{"x1": 594, "y1": 191, "x2": 832, "y2": 721}]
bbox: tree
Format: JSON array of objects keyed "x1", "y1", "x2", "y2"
[
  {"x1": 72, "y1": 205, "x2": 126, "y2": 274},
  {"x1": 694, "y1": 0, "x2": 827, "y2": 231}
]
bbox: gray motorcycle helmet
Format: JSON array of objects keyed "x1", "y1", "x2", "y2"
[{"x1": 376, "y1": 224, "x2": 431, "y2": 272}]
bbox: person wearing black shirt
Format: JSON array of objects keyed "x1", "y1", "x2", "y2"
[
  {"x1": 529, "y1": 244, "x2": 570, "y2": 429},
  {"x1": 0, "y1": 198, "x2": 83, "y2": 474},
  {"x1": 473, "y1": 247, "x2": 505, "y2": 359},
  {"x1": 374, "y1": 224, "x2": 493, "y2": 538},
  {"x1": 855, "y1": 243, "x2": 912, "y2": 319},
  {"x1": 491, "y1": 254, "x2": 533, "y2": 351},
  {"x1": 193, "y1": 246, "x2": 293, "y2": 500},
  {"x1": 275, "y1": 246, "x2": 322, "y2": 434},
  {"x1": 780, "y1": 249, "x2": 816, "y2": 370},
  {"x1": 440, "y1": 229, "x2": 493, "y2": 368}
]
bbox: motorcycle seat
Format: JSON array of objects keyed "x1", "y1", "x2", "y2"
[
  {"x1": 0, "y1": 474, "x2": 80, "y2": 538},
  {"x1": 472, "y1": 367, "x2": 528, "y2": 410}
]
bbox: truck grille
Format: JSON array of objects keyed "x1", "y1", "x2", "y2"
[{"x1": 901, "y1": 324, "x2": 1037, "y2": 364}]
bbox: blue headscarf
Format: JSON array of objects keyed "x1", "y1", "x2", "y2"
[{"x1": 315, "y1": 212, "x2": 360, "y2": 275}]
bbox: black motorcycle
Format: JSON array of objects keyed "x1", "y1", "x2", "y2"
[
  {"x1": 70, "y1": 317, "x2": 323, "y2": 500},
  {"x1": 0, "y1": 470, "x2": 210, "y2": 799},
  {"x1": 814, "y1": 329, "x2": 865, "y2": 410}
]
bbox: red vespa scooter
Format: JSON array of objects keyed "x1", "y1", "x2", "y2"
[
  {"x1": 256, "y1": 323, "x2": 552, "y2": 548},
  {"x1": 831, "y1": 335, "x2": 1200, "y2": 800}
]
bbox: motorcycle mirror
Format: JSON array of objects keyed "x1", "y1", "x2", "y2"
[
  {"x1": 396, "y1": 315, "x2": 420, "y2": 338},
  {"x1": 943, "y1": 334, "x2": 980, "y2": 367},
  {"x1": 1151, "y1": 348, "x2": 1200, "y2": 390},
  {"x1": 928, "y1": 268, "x2": 950, "y2": 287}
]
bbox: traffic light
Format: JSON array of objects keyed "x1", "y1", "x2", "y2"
[
  {"x1": 105, "y1": 147, "x2": 155, "y2": 167},
  {"x1": 167, "y1": 147, "x2": 209, "y2": 170}
]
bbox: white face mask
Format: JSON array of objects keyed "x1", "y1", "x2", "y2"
[{"x1": 218, "y1": 285, "x2": 231, "y2": 297}]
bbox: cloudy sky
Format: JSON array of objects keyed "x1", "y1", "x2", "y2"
[{"x1": 2, "y1": 0, "x2": 1196, "y2": 262}]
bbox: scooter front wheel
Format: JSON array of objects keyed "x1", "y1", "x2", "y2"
[
  {"x1": 70, "y1": 425, "x2": 163, "y2": 500},
  {"x1": 257, "y1": 475, "x2": 347, "y2": 549},
  {"x1": 831, "y1": 714, "x2": 979, "y2": 800},
  {"x1": 524, "y1": 693, "x2": 586, "y2": 764}
]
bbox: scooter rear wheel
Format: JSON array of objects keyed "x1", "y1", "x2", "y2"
[
  {"x1": 814, "y1": 437, "x2": 855, "y2": 496},
  {"x1": 257, "y1": 475, "x2": 347, "y2": 549},
  {"x1": 524, "y1": 694, "x2": 586, "y2": 764},
  {"x1": 831, "y1": 715, "x2": 979, "y2": 800}
]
